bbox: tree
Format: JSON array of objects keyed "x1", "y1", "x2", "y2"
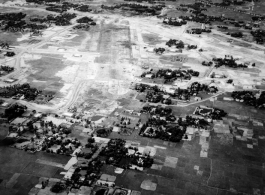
[{"x1": 87, "y1": 137, "x2": 95, "y2": 143}]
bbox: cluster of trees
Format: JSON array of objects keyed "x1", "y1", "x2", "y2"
[
  {"x1": 42, "y1": 137, "x2": 80, "y2": 155},
  {"x1": 74, "y1": 16, "x2": 96, "y2": 31},
  {"x1": 43, "y1": 13, "x2": 76, "y2": 26},
  {"x1": 153, "y1": 47, "x2": 165, "y2": 54},
  {"x1": 180, "y1": 115, "x2": 209, "y2": 129},
  {"x1": 5, "y1": 52, "x2": 15, "y2": 57},
  {"x1": 30, "y1": 13, "x2": 76, "y2": 27},
  {"x1": 115, "y1": 116, "x2": 133, "y2": 134},
  {"x1": 0, "y1": 12, "x2": 26, "y2": 32},
  {"x1": 30, "y1": 15, "x2": 52, "y2": 24},
  {"x1": 231, "y1": 91, "x2": 265, "y2": 109},
  {"x1": 213, "y1": 56, "x2": 248, "y2": 69},
  {"x1": 0, "y1": 12, "x2": 26, "y2": 21},
  {"x1": 139, "y1": 106, "x2": 210, "y2": 142},
  {"x1": 172, "y1": 82, "x2": 218, "y2": 101},
  {"x1": 135, "y1": 81, "x2": 218, "y2": 102},
  {"x1": 26, "y1": 0, "x2": 60, "y2": 4},
  {"x1": 50, "y1": 182, "x2": 66, "y2": 193},
  {"x1": 141, "y1": 124, "x2": 184, "y2": 142},
  {"x1": 141, "y1": 68, "x2": 199, "y2": 82},
  {"x1": 228, "y1": 32, "x2": 243, "y2": 38},
  {"x1": 166, "y1": 39, "x2": 185, "y2": 48},
  {"x1": 218, "y1": 0, "x2": 245, "y2": 6},
  {"x1": 135, "y1": 84, "x2": 166, "y2": 102},
  {"x1": 251, "y1": 30, "x2": 265, "y2": 44},
  {"x1": 76, "y1": 5, "x2": 91, "y2": 12},
  {"x1": 77, "y1": 16, "x2": 96, "y2": 25},
  {"x1": 73, "y1": 24, "x2": 90, "y2": 31},
  {"x1": 45, "y1": 2, "x2": 91, "y2": 13},
  {"x1": 99, "y1": 139, "x2": 154, "y2": 169},
  {"x1": 202, "y1": 61, "x2": 213, "y2": 66},
  {"x1": 0, "y1": 83, "x2": 41, "y2": 101},
  {"x1": 81, "y1": 137, "x2": 98, "y2": 159},
  {"x1": 100, "y1": 139, "x2": 128, "y2": 166},
  {"x1": 139, "y1": 105, "x2": 226, "y2": 142},
  {"x1": 146, "y1": 90, "x2": 172, "y2": 105},
  {"x1": 101, "y1": 3, "x2": 164, "y2": 16},
  {"x1": 124, "y1": 0, "x2": 167, "y2": 3},
  {"x1": 0, "y1": 65, "x2": 14, "y2": 73},
  {"x1": 70, "y1": 157, "x2": 104, "y2": 188},
  {"x1": 69, "y1": 138, "x2": 103, "y2": 188},
  {"x1": 0, "y1": 12, "x2": 50, "y2": 33},
  {"x1": 162, "y1": 17, "x2": 187, "y2": 26},
  {"x1": 194, "y1": 106, "x2": 227, "y2": 120},
  {"x1": 96, "y1": 128, "x2": 112, "y2": 137},
  {"x1": 0, "y1": 42, "x2": 10, "y2": 49},
  {"x1": 187, "y1": 28, "x2": 211, "y2": 34},
  {"x1": 177, "y1": 2, "x2": 238, "y2": 25},
  {"x1": 187, "y1": 45, "x2": 198, "y2": 50},
  {"x1": 46, "y1": 2, "x2": 78, "y2": 13},
  {"x1": 5, "y1": 104, "x2": 27, "y2": 120}
]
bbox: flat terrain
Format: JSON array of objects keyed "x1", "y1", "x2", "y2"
[
  {"x1": 0, "y1": 146, "x2": 70, "y2": 195},
  {"x1": 0, "y1": 0, "x2": 265, "y2": 195}
]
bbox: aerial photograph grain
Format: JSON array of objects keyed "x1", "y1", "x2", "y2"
[{"x1": 0, "y1": 0, "x2": 265, "y2": 194}]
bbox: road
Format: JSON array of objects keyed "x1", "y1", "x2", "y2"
[{"x1": 0, "y1": 25, "x2": 76, "y2": 81}]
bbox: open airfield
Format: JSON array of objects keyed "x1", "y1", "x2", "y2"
[{"x1": 0, "y1": 0, "x2": 265, "y2": 195}]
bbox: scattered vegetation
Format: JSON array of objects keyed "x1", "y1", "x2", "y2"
[{"x1": 231, "y1": 91, "x2": 265, "y2": 109}]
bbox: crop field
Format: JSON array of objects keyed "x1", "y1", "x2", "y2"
[
  {"x1": 105, "y1": 100, "x2": 265, "y2": 195},
  {"x1": 0, "y1": 147, "x2": 70, "y2": 195},
  {"x1": 106, "y1": 133, "x2": 265, "y2": 195}
]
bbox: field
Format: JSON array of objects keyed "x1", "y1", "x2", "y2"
[
  {"x1": 25, "y1": 54, "x2": 67, "y2": 94},
  {"x1": 0, "y1": 32, "x2": 22, "y2": 46},
  {"x1": 0, "y1": 146, "x2": 70, "y2": 195},
  {"x1": 105, "y1": 97, "x2": 265, "y2": 194}
]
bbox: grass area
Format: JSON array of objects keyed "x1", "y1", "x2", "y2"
[
  {"x1": 165, "y1": 10, "x2": 192, "y2": 18},
  {"x1": 25, "y1": 54, "x2": 67, "y2": 94},
  {"x1": 0, "y1": 32, "x2": 22, "y2": 46},
  {"x1": 142, "y1": 33, "x2": 163, "y2": 45},
  {"x1": 203, "y1": 7, "x2": 252, "y2": 21},
  {"x1": 61, "y1": 31, "x2": 88, "y2": 47}
]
